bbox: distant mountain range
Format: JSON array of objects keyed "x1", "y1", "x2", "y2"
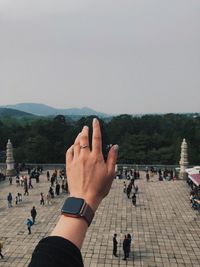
[
  {"x1": 0, "y1": 103, "x2": 110, "y2": 117},
  {"x1": 0, "y1": 107, "x2": 35, "y2": 118}
]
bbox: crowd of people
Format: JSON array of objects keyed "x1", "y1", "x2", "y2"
[
  {"x1": 123, "y1": 178, "x2": 139, "y2": 207},
  {"x1": 144, "y1": 167, "x2": 176, "y2": 181},
  {"x1": 3, "y1": 160, "x2": 197, "y2": 266},
  {"x1": 5, "y1": 166, "x2": 69, "y2": 239},
  {"x1": 114, "y1": 173, "x2": 138, "y2": 261},
  {"x1": 117, "y1": 168, "x2": 140, "y2": 180}
]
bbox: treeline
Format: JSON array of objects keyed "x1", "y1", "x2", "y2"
[{"x1": 0, "y1": 114, "x2": 199, "y2": 165}]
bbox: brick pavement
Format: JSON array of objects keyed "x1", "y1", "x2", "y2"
[{"x1": 0, "y1": 171, "x2": 200, "y2": 267}]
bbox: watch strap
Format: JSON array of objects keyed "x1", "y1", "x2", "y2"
[{"x1": 82, "y1": 203, "x2": 94, "y2": 226}]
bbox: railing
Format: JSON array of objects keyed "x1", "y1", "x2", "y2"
[
  {"x1": 1, "y1": 163, "x2": 193, "y2": 171},
  {"x1": 0, "y1": 163, "x2": 65, "y2": 170}
]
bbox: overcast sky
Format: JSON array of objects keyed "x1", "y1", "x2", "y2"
[{"x1": 0, "y1": 0, "x2": 199, "y2": 114}]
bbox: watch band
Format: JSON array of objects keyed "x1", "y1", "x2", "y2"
[{"x1": 82, "y1": 202, "x2": 94, "y2": 226}]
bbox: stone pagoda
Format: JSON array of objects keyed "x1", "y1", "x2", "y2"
[
  {"x1": 6, "y1": 139, "x2": 16, "y2": 176},
  {"x1": 179, "y1": 138, "x2": 188, "y2": 179}
]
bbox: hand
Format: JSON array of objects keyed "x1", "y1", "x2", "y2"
[{"x1": 66, "y1": 118, "x2": 118, "y2": 212}]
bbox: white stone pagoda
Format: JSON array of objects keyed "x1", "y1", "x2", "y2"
[
  {"x1": 179, "y1": 138, "x2": 188, "y2": 179},
  {"x1": 6, "y1": 139, "x2": 16, "y2": 176}
]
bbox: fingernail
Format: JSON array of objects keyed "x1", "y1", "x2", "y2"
[
  {"x1": 113, "y1": 144, "x2": 119, "y2": 151},
  {"x1": 93, "y1": 118, "x2": 98, "y2": 124},
  {"x1": 82, "y1": 125, "x2": 88, "y2": 131}
]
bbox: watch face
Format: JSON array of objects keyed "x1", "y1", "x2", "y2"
[{"x1": 62, "y1": 197, "x2": 85, "y2": 215}]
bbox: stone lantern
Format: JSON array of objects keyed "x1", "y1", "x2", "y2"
[
  {"x1": 179, "y1": 138, "x2": 188, "y2": 179},
  {"x1": 6, "y1": 139, "x2": 16, "y2": 176}
]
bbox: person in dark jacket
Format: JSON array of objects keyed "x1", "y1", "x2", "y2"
[
  {"x1": 113, "y1": 233, "x2": 118, "y2": 257},
  {"x1": 46, "y1": 171, "x2": 50, "y2": 181},
  {"x1": 123, "y1": 235, "x2": 129, "y2": 260},
  {"x1": 49, "y1": 187, "x2": 54, "y2": 199},
  {"x1": 55, "y1": 182, "x2": 60, "y2": 196},
  {"x1": 7, "y1": 192, "x2": 12, "y2": 208},
  {"x1": 146, "y1": 171, "x2": 150, "y2": 182},
  {"x1": 132, "y1": 193, "x2": 136, "y2": 206},
  {"x1": 126, "y1": 184, "x2": 132, "y2": 198},
  {"x1": 31, "y1": 206, "x2": 37, "y2": 224},
  {"x1": 127, "y1": 233, "x2": 132, "y2": 258}
]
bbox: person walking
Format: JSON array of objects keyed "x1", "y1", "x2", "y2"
[
  {"x1": 123, "y1": 235, "x2": 129, "y2": 260},
  {"x1": 50, "y1": 175, "x2": 55, "y2": 187},
  {"x1": 55, "y1": 182, "x2": 60, "y2": 196},
  {"x1": 0, "y1": 241, "x2": 4, "y2": 259},
  {"x1": 9, "y1": 176, "x2": 12, "y2": 185},
  {"x1": 31, "y1": 206, "x2": 37, "y2": 224},
  {"x1": 61, "y1": 180, "x2": 65, "y2": 193},
  {"x1": 127, "y1": 233, "x2": 132, "y2": 258},
  {"x1": 46, "y1": 171, "x2": 50, "y2": 181},
  {"x1": 20, "y1": 176, "x2": 24, "y2": 186},
  {"x1": 126, "y1": 183, "x2": 132, "y2": 198},
  {"x1": 132, "y1": 193, "x2": 137, "y2": 207},
  {"x1": 123, "y1": 182, "x2": 126, "y2": 193},
  {"x1": 40, "y1": 193, "x2": 45, "y2": 205},
  {"x1": 15, "y1": 195, "x2": 18, "y2": 205},
  {"x1": 49, "y1": 187, "x2": 54, "y2": 199},
  {"x1": 146, "y1": 171, "x2": 150, "y2": 182},
  {"x1": 16, "y1": 176, "x2": 20, "y2": 186},
  {"x1": 26, "y1": 218, "x2": 33, "y2": 234},
  {"x1": 113, "y1": 233, "x2": 118, "y2": 257},
  {"x1": 134, "y1": 184, "x2": 138, "y2": 194},
  {"x1": 7, "y1": 192, "x2": 12, "y2": 208},
  {"x1": 29, "y1": 178, "x2": 33, "y2": 189},
  {"x1": 17, "y1": 193, "x2": 22, "y2": 203},
  {"x1": 24, "y1": 181, "x2": 29, "y2": 196}
]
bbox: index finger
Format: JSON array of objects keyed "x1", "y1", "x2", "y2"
[{"x1": 92, "y1": 118, "x2": 102, "y2": 155}]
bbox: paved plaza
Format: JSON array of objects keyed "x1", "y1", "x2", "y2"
[{"x1": 0, "y1": 171, "x2": 200, "y2": 267}]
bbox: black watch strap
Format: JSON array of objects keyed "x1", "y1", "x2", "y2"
[{"x1": 82, "y1": 202, "x2": 94, "y2": 226}]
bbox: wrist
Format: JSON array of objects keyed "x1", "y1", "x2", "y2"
[{"x1": 51, "y1": 215, "x2": 88, "y2": 249}]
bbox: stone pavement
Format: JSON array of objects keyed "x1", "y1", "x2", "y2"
[{"x1": 0, "y1": 171, "x2": 200, "y2": 267}]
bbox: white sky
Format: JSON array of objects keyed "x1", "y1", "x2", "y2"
[{"x1": 0, "y1": 0, "x2": 200, "y2": 114}]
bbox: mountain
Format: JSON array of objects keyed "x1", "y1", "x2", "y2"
[
  {"x1": 1, "y1": 103, "x2": 109, "y2": 117},
  {"x1": 0, "y1": 108, "x2": 35, "y2": 118},
  {"x1": 2, "y1": 103, "x2": 57, "y2": 116}
]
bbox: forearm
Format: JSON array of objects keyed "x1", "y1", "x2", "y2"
[{"x1": 50, "y1": 215, "x2": 88, "y2": 249}]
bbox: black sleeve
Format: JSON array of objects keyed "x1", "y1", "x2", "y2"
[{"x1": 28, "y1": 236, "x2": 84, "y2": 267}]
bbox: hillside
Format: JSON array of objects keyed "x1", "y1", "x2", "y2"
[
  {"x1": 0, "y1": 108, "x2": 35, "y2": 118},
  {"x1": 1, "y1": 103, "x2": 109, "y2": 117}
]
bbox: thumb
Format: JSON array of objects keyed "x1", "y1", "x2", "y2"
[{"x1": 106, "y1": 145, "x2": 119, "y2": 176}]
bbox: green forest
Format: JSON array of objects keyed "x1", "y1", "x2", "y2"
[{"x1": 0, "y1": 114, "x2": 200, "y2": 165}]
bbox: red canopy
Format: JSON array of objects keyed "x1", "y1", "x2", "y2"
[{"x1": 189, "y1": 174, "x2": 200, "y2": 186}]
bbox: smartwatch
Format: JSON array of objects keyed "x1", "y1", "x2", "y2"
[{"x1": 61, "y1": 197, "x2": 94, "y2": 226}]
